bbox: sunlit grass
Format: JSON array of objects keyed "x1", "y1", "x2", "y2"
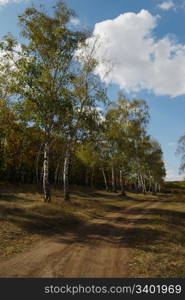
[
  {"x1": 0, "y1": 184, "x2": 135, "y2": 259},
  {"x1": 0, "y1": 183, "x2": 185, "y2": 277},
  {"x1": 129, "y1": 193, "x2": 185, "y2": 277}
]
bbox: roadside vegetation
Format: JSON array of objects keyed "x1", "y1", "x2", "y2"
[
  {"x1": 0, "y1": 184, "x2": 133, "y2": 259},
  {"x1": 0, "y1": 182, "x2": 185, "y2": 278},
  {"x1": 0, "y1": 1, "x2": 165, "y2": 204},
  {"x1": 130, "y1": 187, "x2": 185, "y2": 277}
]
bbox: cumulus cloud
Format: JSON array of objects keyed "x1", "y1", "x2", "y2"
[
  {"x1": 86, "y1": 9, "x2": 185, "y2": 97},
  {"x1": 164, "y1": 161, "x2": 183, "y2": 181},
  {"x1": 0, "y1": 0, "x2": 27, "y2": 5},
  {"x1": 165, "y1": 168, "x2": 184, "y2": 181},
  {"x1": 158, "y1": 1, "x2": 174, "y2": 10}
]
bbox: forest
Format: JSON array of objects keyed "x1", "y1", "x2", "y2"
[
  {"x1": 0, "y1": 1, "x2": 185, "y2": 280},
  {"x1": 0, "y1": 2, "x2": 166, "y2": 202}
]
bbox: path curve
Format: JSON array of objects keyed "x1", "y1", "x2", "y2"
[{"x1": 0, "y1": 199, "x2": 157, "y2": 277}]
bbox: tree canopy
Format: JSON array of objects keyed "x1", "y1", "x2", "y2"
[{"x1": 0, "y1": 1, "x2": 166, "y2": 201}]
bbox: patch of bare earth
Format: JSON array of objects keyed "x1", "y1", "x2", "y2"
[{"x1": 0, "y1": 199, "x2": 157, "y2": 278}]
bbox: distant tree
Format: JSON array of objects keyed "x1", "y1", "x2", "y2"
[
  {"x1": 104, "y1": 93, "x2": 149, "y2": 193},
  {"x1": 177, "y1": 135, "x2": 185, "y2": 176}
]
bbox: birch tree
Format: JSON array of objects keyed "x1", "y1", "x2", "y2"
[
  {"x1": 104, "y1": 93, "x2": 149, "y2": 193},
  {"x1": 2, "y1": 1, "x2": 85, "y2": 202},
  {"x1": 59, "y1": 41, "x2": 107, "y2": 201},
  {"x1": 177, "y1": 135, "x2": 185, "y2": 177}
]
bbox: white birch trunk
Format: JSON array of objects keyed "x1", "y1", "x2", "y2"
[
  {"x1": 43, "y1": 141, "x2": 51, "y2": 203},
  {"x1": 112, "y1": 165, "x2": 116, "y2": 192},
  {"x1": 101, "y1": 167, "x2": 109, "y2": 191},
  {"x1": 63, "y1": 147, "x2": 70, "y2": 201},
  {"x1": 120, "y1": 169, "x2": 125, "y2": 195}
]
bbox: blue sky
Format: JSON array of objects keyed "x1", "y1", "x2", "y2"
[{"x1": 0, "y1": 0, "x2": 185, "y2": 180}]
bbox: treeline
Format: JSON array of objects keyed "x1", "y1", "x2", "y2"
[
  {"x1": 177, "y1": 135, "x2": 185, "y2": 179},
  {"x1": 0, "y1": 1, "x2": 166, "y2": 202}
]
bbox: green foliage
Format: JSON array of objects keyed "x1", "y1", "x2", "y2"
[
  {"x1": 177, "y1": 135, "x2": 185, "y2": 174},
  {"x1": 0, "y1": 1, "x2": 166, "y2": 195}
]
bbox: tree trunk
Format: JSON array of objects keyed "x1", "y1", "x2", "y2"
[
  {"x1": 43, "y1": 141, "x2": 51, "y2": 203},
  {"x1": 40, "y1": 164, "x2": 44, "y2": 185},
  {"x1": 63, "y1": 147, "x2": 70, "y2": 201},
  {"x1": 120, "y1": 170, "x2": 125, "y2": 195},
  {"x1": 91, "y1": 167, "x2": 94, "y2": 189},
  {"x1": 148, "y1": 179, "x2": 152, "y2": 193},
  {"x1": 36, "y1": 143, "x2": 42, "y2": 185},
  {"x1": 143, "y1": 178, "x2": 146, "y2": 194},
  {"x1": 112, "y1": 165, "x2": 116, "y2": 192},
  {"x1": 54, "y1": 161, "x2": 60, "y2": 187},
  {"x1": 134, "y1": 182, "x2": 138, "y2": 193},
  {"x1": 154, "y1": 182, "x2": 158, "y2": 193},
  {"x1": 137, "y1": 175, "x2": 141, "y2": 192},
  {"x1": 101, "y1": 167, "x2": 109, "y2": 191}
]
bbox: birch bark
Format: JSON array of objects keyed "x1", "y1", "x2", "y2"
[{"x1": 43, "y1": 141, "x2": 51, "y2": 203}]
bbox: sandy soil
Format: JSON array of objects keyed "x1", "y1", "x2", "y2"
[{"x1": 0, "y1": 200, "x2": 156, "y2": 278}]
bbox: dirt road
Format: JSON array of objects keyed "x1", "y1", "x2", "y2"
[{"x1": 0, "y1": 199, "x2": 156, "y2": 277}]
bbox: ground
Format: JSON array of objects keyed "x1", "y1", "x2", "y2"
[{"x1": 0, "y1": 183, "x2": 185, "y2": 277}]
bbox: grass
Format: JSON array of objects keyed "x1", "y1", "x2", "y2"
[
  {"x1": 0, "y1": 183, "x2": 134, "y2": 260},
  {"x1": 164, "y1": 181, "x2": 185, "y2": 191},
  {"x1": 129, "y1": 191, "x2": 185, "y2": 277},
  {"x1": 0, "y1": 182, "x2": 185, "y2": 277}
]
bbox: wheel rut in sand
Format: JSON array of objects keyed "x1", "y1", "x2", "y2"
[{"x1": 0, "y1": 200, "x2": 157, "y2": 277}]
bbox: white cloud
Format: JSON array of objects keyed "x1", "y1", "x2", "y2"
[
  {"x1": 164, "y1": 161, "x2": 183, "y2": 181},
  {"x1": 85, "y1": 9, "x2": 185, "y2": 97},
  {"x1": 165, "y1": 168, "x2": 184, "y2": 181},
  {"x1": 158, "y1": 1, "x2": 174, "y2": 10},
  {"x1": 70, "y1": 17, "x2": 81, "y2": 27},
  {"x1": 0, "y1": 0, "x2": 27, "y2": 5}
]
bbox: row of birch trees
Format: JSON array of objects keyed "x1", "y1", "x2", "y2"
[{"x1": 0, "y1": 1, "x2": 166, "y2": 202}]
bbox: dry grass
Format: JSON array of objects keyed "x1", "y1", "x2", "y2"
[
  {"x1": 129, "y1": 192, "x2": 185, "y2": 277},
  {"x1": 0, "y1": 184, "x2": 134, "y2": 260},
  {"x1": 0, "y1": 183, "x2": 185, "y2": 277}
]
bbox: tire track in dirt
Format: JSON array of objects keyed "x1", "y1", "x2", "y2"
[{"x1": 0, "y1": 198, "x2": 158, "y2": 277}]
